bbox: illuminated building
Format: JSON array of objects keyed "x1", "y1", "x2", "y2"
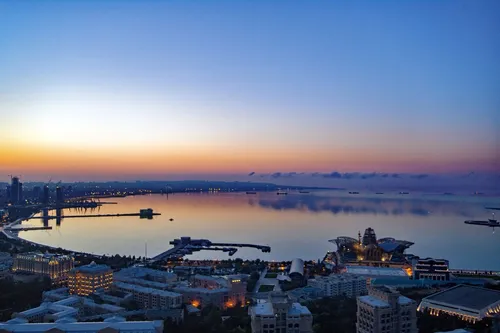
[
  {"x1": 308, "y1": 274, "x2": 368, "y2": 298},
  {"x1": 418, "y1": 285, "x2": 500, "y2": 323},
  {"x1": 330, "y1": 227, "x2": 414, "y2": 265},
  {"x1": 68, "y1": 262, "x2": 113, "y2": 296},
  {"x1": 12, "y1": 252, "x2": 74, "y2": 285},
  {"x1": 250, "y1": 292, "x2": 313, "y2": 333},
  {"x1": 356, "y1": 286, "x2": 417, "y2": 333},
  {"x1": 412, "y1": 257, "x2": 450, "y2": 281},
  {"x1": 173, "y1": 274, "x2": 247, "y2": 309}
]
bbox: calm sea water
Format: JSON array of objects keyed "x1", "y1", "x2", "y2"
[{"x1": 20, "y1": 191, "x2": 500, "y2": 270}]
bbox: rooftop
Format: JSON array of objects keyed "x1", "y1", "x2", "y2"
[
  {"x1": 15, "y1": 252, "x2": 73, "y2": 261},
  {"x1": 73, "y1": 262, "x2": 111, "y2": 274},
  {"x1": 288, "y1": 303, "x2": 312, "y2": 316},
  {"x1": 398, "y1": 296, "x2": 415, "y2": 305},
  {"x1": 0, "y1": 320, "x2": 163, "y2": 332},
  {"x1": 115, "y1": 267, "x2": 176, "y2": 280},
  {"x1": 313, "y1": 273, "x2": 367, "y2": 282},
  {"x1": 424, "y1": 285, "x2": 500, "y2": 311},
  {"x1": 358, "y1": 295, "x2": 390, "y2": 308},
  {"x1": 252, "y1": 302, "x2": 274, "y2": 316},
  {"x1": 173, "y1": 286, "x2": 230, "y2": 294},
  {"x1": 345, "y1": 266, "x2": 408, "y2": 277},
  {"x1": 114, "y1": 282, "x2": 182, "y2": 298}
]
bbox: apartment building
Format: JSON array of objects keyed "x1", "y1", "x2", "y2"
[{"x1": 356, "y1": 285, "x2": 417, "y2": 333}]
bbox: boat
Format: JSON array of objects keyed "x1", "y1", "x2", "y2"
[
  {"x1": 348, "y1": 191, "x2": 359, "y2": 195},
  {"x1": 399, "y1": 192, "x2": 409, "y2": 195},
  {"x1": 276, "y1": 192, "x2": 288, "y2": 195},
  {"x1": 375, "y1": 192, "x2": 384, "y2": 195},
  {"x1": 246, "y1": 191, "x2": 257, "y2": 194},
  {"x1": 299, "y1": 191, "x2": 310, "y2": 194}
]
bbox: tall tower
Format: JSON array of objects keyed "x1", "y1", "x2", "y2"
[
  {"x1": 42, "y1": 185, "x2": 50, "y2": 205},
  {"x1": 10, "y1": 177, "x2": 20, "y2": 204},
  {"x1": 56, "y1": 186, "x2": 64, "y2": 205}
]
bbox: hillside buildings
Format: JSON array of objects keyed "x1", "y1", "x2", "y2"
[
  {"x1": 250, "y1": 292, "x2": 313, "y2": 333},
  {"x1": 356, "y1": 285, "x2": 417, "y2": 333},
  {"x1": 308, "y1": 274, "x2": 368, "y2": 297},
  {"x1": 12, "y1": 252, "x2": 74, "y2": 285},
  {"x1": 68, "y1": 262, "x2": 113, "y2": 296}
]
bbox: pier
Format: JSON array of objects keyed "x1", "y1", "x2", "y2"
[
  {"x1": 31, "y1": 209, "x2": 160, "y2": 220},
  {"x1": 152, "y1": 237, "x2": 271, "y2": 261},
  {"x1": 7, "y1": 226, "x2": 53, "y2": 231}
]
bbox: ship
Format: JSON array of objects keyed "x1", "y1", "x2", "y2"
[
  {"x1": 348, "y1": 191, "x2": 359, "y2": 195},
  {"x1": 246, "y1": 191, "x2": 257, "y2": 194},
  {"x1": 299, "y1": 191, "x2": 310, "y2": 194},
  {"x1": 276, "y1": 191, "x2": 288, "y2": 195}
]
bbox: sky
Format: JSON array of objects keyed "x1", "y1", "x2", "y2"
[{"x1": 0, "y1": 0, "x2": 499, "y2": 182}]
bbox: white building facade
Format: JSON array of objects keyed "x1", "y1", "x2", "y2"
[
  {"x1": 250, "y1": 292, "x2": 313, "y2": 333},
  {"x1": 308, "y1": 274, "x2": 368, "y2": 298},
  {"x1": 356, "y1": 286, "x2": 417, "y2": 333}
]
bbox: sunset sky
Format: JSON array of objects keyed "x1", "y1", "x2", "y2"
[{"x1": 1, "y1": 1, "x2": 499, "y2": 181}]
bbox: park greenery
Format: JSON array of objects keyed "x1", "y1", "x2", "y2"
[{"x1": 0, "y1": 276, "x2": 52, "y2": 322}]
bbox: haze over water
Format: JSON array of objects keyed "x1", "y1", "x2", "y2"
[{"x1": 20, "y1": 191, "x2": 500, "y2": 270}]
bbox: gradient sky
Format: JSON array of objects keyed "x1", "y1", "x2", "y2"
[{"x1": 1, "y1": 0, "x2": 499, "y2": 181}]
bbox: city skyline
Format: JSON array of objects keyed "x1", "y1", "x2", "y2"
[{"x1": 1, "y1": 1, "x2": 499, "y2": 181}]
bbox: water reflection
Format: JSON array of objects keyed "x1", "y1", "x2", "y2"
[
  {"x1": 254, "y1": 194, "x2": 486, "y2": 217},
  {"x1": 20, "y1": 192, "x2": 500, "y2": 270}
]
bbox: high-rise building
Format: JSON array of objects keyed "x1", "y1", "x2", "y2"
[
  {"x1": 68, "y1": 262, "x2": 113, "y2": 296},
  {"x1": 42, "y1": 185, "x2": 50, "y2": 205},
  {"x1": 19, "y1": 182, "x2": 23, "y2": 202},
  {"x1": 10, "y1": 177, "x2": 20, "y2": 204},
  {"x1": 12, "y1": 252, "x2": 75, "y2": 285},
  {"x1": 250, "y1": 292, "x2": 313, "y2": 333},
  {"x1": 33, "y1": 186, "x2": 41, "y2": 200},
  {"x1": 56, "y1": 186, "x2": 64, "y2": 205},
  {"x1": 6, "y1": 185, "x2": 11, "y2": 202},
  {"x1": 308, "y1": 274, "x2": 368, "y2": 298},
  {"x1": 356, "y1": 286, "x2": 417, "y2": 333}
]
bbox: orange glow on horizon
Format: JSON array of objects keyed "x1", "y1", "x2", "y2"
[{"x1": 1, "y1": 136, "x2": 498, "y2": 181}]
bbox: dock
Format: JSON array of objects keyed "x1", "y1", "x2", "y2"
[
  {"x1": 31, "y1": 212, "x2": 161, "y2": 220},
  {"x1": 152, "y1": 237, "x2": 271, "y2": 261},
  {"x1": 7, "y1": 226, "x2": 53, "y2": 232}
]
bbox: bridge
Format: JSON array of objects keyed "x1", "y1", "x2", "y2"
[{"x1": 151, "y1": 237, "x2": 271, "y2": 261}]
